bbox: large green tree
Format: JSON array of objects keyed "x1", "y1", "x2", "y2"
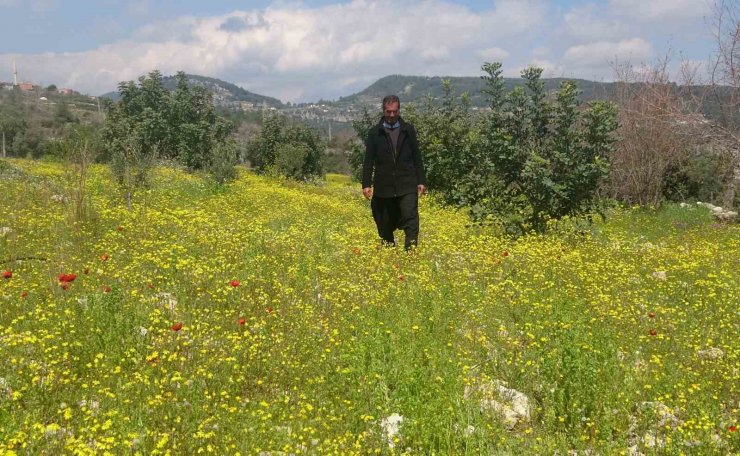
[{"x1": 103, "y1": 70, "x2": 234, "y2": 170}]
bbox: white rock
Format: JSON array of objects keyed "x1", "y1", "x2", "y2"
[
  {"x1": 697, "y1": 347, "x2": 725, "y2": 360},
  {"x1": 642, "y1": 432, "x2": 665, "y2": 448},
  {"x1": 715, "y1": 210, "x2": 738, "y2": 222},
  {"x1": 464, "y1": 379, "x2": 531, "y2": 429},
  {"x1": 156, "y1": 292, "x2": 178, "y2": 311},
  {"x1": 651, "y1": 271, "x2": 667, "y2": 280},
  {"x1": 50, "y1": 194, "x2": 69, "y2": 204},
  {"x1": 380, "y1": 413, "x2": 404, "y2": 448},
  {"x1": 640, "y1": 401, "x2": 682, "y2": 428}
]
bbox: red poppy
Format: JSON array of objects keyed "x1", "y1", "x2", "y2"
[
  {"x1": 116, "y1": 226, "x2": 124, "y2": 232},
  {"x1": 648, "y1": 312, "x2": 655, "y2": 318},
  {"x1": 502, "y1": 250, "x2": 509, "y2": 257},
  {"x1": 238, "y1": 317, "x2": 246, "y2": 325},
  {"x1": 20, "y1": 290, "x2": 28, "y2": 298},
  {"x1": 2, "y1": 270, "x2": 11, "y2": 279},
  {"x1": 58, "y1": 273, "x2": 77, "y2": 283},
  {"x1": 266, "y1": 307, "x2": 273, "y2": 314},
  {"x1": 230, "y1": 280, "x2": 240, "y2": 287},
  {"x1": 102, "y1": 285, "x2": 112, "y2": 293},
  {"x1": 399, "y1": 274, "x2": 406, "y2": 282},
  {"x1": 100, "y1": 253, "x2": 109, "y2": 261},
  {"x1": 171, "y1": 322, "x2": 183, "y2": 331},
  {"x1": 729, "y1": 425, "x2": 736, "y2": 432},
  {"x1": 649, "y1": 329, "x2": 657, "y2": 336}
]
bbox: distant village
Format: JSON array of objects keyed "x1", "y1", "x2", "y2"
[{"x1": 1, "y1": 60, "x2": 99, "y2": 104}]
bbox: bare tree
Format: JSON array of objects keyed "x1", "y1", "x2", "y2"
[
  {"x1": 710, "y1": 0, "x2": 740, "y2": 134},
  {"x1": 608, "y1": 57, "x2": 700, "y2": 205},
  {"x1": 710, "y1": 0, "x2": 740, "y2": 206}
]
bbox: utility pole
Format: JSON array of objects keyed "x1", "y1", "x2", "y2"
[{"x1": 2, "y1": 131, "x2": 6, "y2": 158}]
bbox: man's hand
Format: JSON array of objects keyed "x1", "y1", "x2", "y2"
[
  {"x1": 362, "y1": 187, "x2": 373, "y2": 200},
  {"x1": 417, "y1": 184, "x2": 426, "y2": 197}
]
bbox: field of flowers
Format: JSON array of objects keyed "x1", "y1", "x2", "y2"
[{"x1": 0, "y1": 158, "x2": 737, "y2": 455}]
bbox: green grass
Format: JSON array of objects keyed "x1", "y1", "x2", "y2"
[{"x1": 0, "y1": 158, "x2": 737, "y2": 455}]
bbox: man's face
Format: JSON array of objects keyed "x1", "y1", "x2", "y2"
[{"x1": 383, "y1": 102, "x2": 400, "y2": 125}]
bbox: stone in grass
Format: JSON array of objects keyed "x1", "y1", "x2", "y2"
[
  {"x1": 639, "y1": 401, "x2": 683, "y2": 428},
  {"x1": 697, "y1": 202, "x2": 739, "y2": 223},
  {"x1": 696, "y1": 347, "x2": 725, "y2": 360},
  {"x1": 464, "y1": 379, "x2": 531, "y2": 429},
  {"x1": 380, "y1": 413, "x2": 404, "y2": 449},
  {"x1": 651, "y1": 271, "x2": 667, "y2": 281}
]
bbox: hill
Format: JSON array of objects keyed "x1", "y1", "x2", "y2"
[
  {"x1": 101, "y1": 73, "x2": 284, "y2": 109},
  {"x1": 332, "y1": 74, "x2": 618, "y2": 108}
]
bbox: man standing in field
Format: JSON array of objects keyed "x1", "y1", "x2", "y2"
[{"x1": 362, "y1": 95, "x2": 427, "y2": 250}]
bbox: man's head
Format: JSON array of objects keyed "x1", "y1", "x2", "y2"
[{"x1": 382, "y1": 95, "x2": 400, "y2": 125}]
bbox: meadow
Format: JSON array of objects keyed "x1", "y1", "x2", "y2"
[{"x1": 0, "y1": 159, "x2": 737, "y2": 455}]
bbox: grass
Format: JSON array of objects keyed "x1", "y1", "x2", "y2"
[{"x1": 0, "y1": 158, "x2": 738, "y2": 455}]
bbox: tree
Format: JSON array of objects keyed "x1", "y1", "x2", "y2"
[
  {"x1": 102, "y1": 70, "x2": 237, "y2": 205},
  {"x1": 0, "y1": 103, "x2": 27, "y2": 158},
  {"x1": 710, "y1": 0, "x2": 740, "y2": 206},
  {"x1": 348, "y1": 108, "x2": 378, "y2": 182},
  {"x1": 245, "y1": 111, "x2": 324, "y2": 180},
  {"x1": 479, "y1": 64, "x2": 618, "y2": 233},
  {"x1": 397, "y1": 63, "x2": 618, "y2": 234}
]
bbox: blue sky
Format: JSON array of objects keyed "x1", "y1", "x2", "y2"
[{"x1": 0, "y1": 0, "x2": 718, "y2": 101}]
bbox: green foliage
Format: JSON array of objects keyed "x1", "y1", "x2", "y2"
[
  {"x1": 245, "y1": 111, "x2": 324, "y2": 180},
  {"x1": 348, "y1": 108, "x2": 377, "y2": 182},
  {"x1": 53, "y1": 102, "x2": 78, "y2": 127},
  {"x1": 662, "y1": 151, "x2": 736, "y2": 205},
  {"x1": 207, "y1": 139, "x2": 239, "y2": 184},
  {"x1": 102, "y1": 70, "x2": 236, "y2": 186},
  {"x1": 11, "y1": 129, "x2": 45, "y2": 159},
  {"x1": 405, "y1": 63, "x2": 619, "y2": 234},
  {"x1": 0, "y1": 100, "x2": 28, "y2": 157}
]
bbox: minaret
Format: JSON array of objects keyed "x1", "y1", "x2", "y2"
[{"x1": 13, "y1": 58, "x2": 18, "y2": 86}]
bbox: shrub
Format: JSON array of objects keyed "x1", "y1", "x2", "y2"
[{"x1": 245, "y1": 112, "x2": 324, "y2": 180}]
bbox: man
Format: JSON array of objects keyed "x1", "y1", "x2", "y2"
[{"x1": 362, "y1": 95, "x2": 427, "y2": 250}]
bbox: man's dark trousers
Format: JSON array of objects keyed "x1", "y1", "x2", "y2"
[{"x1": 371, "y1": 192, "x2": 419, "y2": 250}]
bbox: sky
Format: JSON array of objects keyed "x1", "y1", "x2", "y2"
[{"x1": 0, "y1": 0, "x2": 719, "y2": 102}]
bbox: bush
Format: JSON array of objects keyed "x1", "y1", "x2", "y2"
[
  {"x1": 245, "y1": 112, "x2": 324, "y2": 181},
  {"x1": 207, "y1": 139, "x2": 238, "y2": 184}
]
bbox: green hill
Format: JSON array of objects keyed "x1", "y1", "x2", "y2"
[
  {"x1": 333, "y1": 74, "x2": 617, "y2": 107},
  {"x1": 101, "y1": 74, "x2": 284, "y2": 109}
]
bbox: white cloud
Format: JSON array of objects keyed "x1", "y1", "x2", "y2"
[
  {"x1": 2, "y1": 0, "x2": 710, "y2": 101},
  {"x1": 564, "y1": 38, "x2": 654, "y2": 66},
  {"x1": 609, "y1": 0, "x2": 710, "y2": 21},
  {"x1": 477, "y1": 47, "x2": 510, "y2": 61},
  {"x1": 0, "y1": 0, "x2": 548, "y2": 101},
  {"x1": 564, "y1": 5, "x2": 629, "y2": 41}
]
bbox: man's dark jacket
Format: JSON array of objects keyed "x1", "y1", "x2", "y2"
[{"x1": 362, "y1": 117, "x2": 427, "y2": 198}]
